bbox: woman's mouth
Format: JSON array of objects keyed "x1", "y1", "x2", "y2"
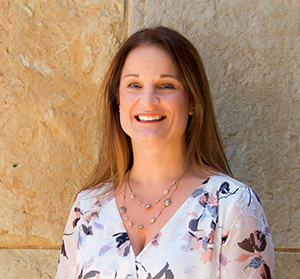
[{"x1": 135, "y1": 115, "x2": 166, "y2": 122}]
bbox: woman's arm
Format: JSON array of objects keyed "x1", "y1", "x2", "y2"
[
  {"x1": 219, "y1": 185, "x2": 274, "y2": 278},
  {"x1": 55, "y1": 196, "x2": 81, "y2": 279}
]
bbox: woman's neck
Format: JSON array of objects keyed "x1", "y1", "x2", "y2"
[{"x1": 129, "y1": 143, "x2": 190, "y2": 192}]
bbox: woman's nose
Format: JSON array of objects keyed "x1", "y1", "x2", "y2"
[{"x1": 139, "y1": 86, "x2": 159, "y2": 108}]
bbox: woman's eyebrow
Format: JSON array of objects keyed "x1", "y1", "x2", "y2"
[
  {"x1": 160, "y1": 74, "x2": 180, "y2": 80},
  {"x1": 122, "y1": 73, "x2": 180, "y2": 80},
  {"x1": 122, "y1": 74, "x2": 139, "y2": 79}
]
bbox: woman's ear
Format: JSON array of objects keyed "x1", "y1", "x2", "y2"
[{"x1": 189, "y1": 105, "x2": 194, "y2": 115}]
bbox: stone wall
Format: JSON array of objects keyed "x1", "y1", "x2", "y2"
[
  {"x1": 0, "y1": 0, "x2": 127, "y2": 277},
  {"x1": 0, "y1": 0, "x2": 299, "y2": 278}
]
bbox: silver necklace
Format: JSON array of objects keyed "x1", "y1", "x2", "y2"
[
  {"x1": 119, "y1": 165, "x2": 190, "y2": 230},
  {"x1": 120, "y1": 180, "x2": 178, "y2": 230},
  {"x1": 127, "y1": 171, "x2": 181, "y2": 209}
]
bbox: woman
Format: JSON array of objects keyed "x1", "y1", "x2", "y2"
[{"x1": 56, "y1": 26, "x2": 274, "y2": 278}]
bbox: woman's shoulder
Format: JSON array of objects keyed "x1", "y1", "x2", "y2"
[
  {"x1": 202, "y1": 173, "x2": 259, "y2": 206},
  {"x1": 201, "y1": 173, "x2": 270, "y2": 231},
  {"x1": 75, "y1": 183, "x2": 115, "y2": 211},
  {"x1": 204, "y1": 173, "x2": 248, "y2": 191}
]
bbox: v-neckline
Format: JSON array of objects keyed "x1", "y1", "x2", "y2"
[{"x1": 112, "y1": 174, "x2": 217, "y2": 258}]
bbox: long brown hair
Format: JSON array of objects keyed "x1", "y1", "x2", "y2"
[{"x1": 80, "y1": 26, "x2": 232, "y2": 194}]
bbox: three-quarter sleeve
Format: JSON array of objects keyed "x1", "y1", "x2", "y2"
[
  {"x1": 219, "y1": 186, "x2": 274, "y2": 278},
  {"x1": 55, "y1": 195, "x2": 81, "y2": 279}
]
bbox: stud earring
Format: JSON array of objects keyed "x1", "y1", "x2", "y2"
[{"x1": 189, "y1": 106, "x2": 194, "y2": 115}]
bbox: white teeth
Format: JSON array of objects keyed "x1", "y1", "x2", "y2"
[{"x1": 138, "y1": 115, "x2": 164, "y2": 121}]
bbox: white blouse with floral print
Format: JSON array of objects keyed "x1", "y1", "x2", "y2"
[{"x1": 56, "y1": 173, "x2": 274, "y2": 279}]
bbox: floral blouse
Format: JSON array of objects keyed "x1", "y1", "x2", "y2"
[{"x1": 56, "y1": 173, "x2": 274, "y2": 279}]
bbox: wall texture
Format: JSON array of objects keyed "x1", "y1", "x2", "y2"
[
  {"x1": 0, "y1": 0, "x2": 299, "y2": 278},
  {"x1": 0, "y1": 0, "x2": 127, "y2": 278}
]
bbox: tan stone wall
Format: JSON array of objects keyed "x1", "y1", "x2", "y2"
[
  {"x1": 0, "y1": 0, "x2": 299, "y2": 277},
  {"x1": 0, "y1": 0, "x2": 127, "y2": 277}
]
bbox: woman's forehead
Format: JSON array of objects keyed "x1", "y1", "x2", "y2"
[{"x1": 121, "y1": 45, "x2": 178, "y2": 77}]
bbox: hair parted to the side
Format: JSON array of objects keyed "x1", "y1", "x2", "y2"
[{"x1": 80, "y1": 26, "x2": 232, "y2": 195}]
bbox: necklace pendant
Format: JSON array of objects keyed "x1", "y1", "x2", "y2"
[
  {"x1": 119, "y1": 206, "x2": 127, "y2": 213},
  {"x1": 145, "y1": 204, "x2": 152, "y2": 209},
  {"x1": 137, "y1": 225, "x2": 144, "y2": 230},
  {"x1": 150, "y1": 218, "x2": 156, "y2": 223},
  {"x1": 164, "y1": 198, "x2": 171, "y2": 207}
]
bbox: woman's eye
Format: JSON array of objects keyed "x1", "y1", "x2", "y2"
[
  {"x1": 128, "y1": 83, "x2": 141, "y2": 89},
  {"x1": 160, "y1": 84, "x2": 175, "y2": 90}
]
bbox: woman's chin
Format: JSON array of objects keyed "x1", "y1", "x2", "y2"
[
  {"x1": 130, "y1": 132, "x2": 185, "y2": 150},
  {"x1": 132, "y1": 134, "x2": 166, "y2": 145}
]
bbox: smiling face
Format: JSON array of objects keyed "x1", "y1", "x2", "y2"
[{"x1": 119, "y1": 45, "x2": 192, "y2": 149}]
